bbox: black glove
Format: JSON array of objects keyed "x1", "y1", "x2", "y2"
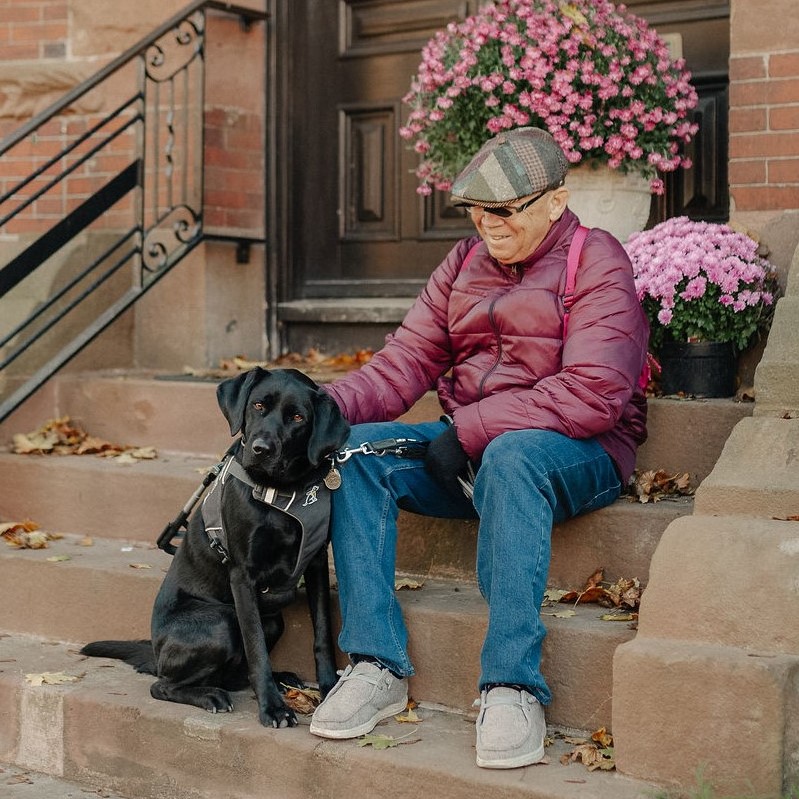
[{"x1": 424, "y1": 424, "x2": 470, "y2": 495}]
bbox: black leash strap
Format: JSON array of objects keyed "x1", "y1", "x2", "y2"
[
  {"x1": 156, "y1": 442, "x2": 239, "y2": 555},
  {"x1": 333, "y1": 437, "x2": 429, "y2": 463}
]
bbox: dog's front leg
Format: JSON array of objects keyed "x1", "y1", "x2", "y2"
[
  {"x1": 303, "y1": 546, "x2": 338, "y2": 697},
  {"x1": 229, "y1": 571, "x2": 297, "y2": 728}
]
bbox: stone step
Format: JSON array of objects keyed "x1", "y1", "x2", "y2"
[
  {"x1": 0, "y1": 370, "x2": 753, "y2": 484},
  {"x1": 0, "y1": 448, "x2": 693, "y2": 586},
  {"x1": 0, "y1": 633, "x2": 660, "y2": 799},
  {"x1": 0, "y1": 533, "x2": 641, "y2": 732}
]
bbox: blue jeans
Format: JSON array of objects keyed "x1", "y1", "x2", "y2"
[{"x1": 329, "y1": 419, "x2": 622, "y2": 706}]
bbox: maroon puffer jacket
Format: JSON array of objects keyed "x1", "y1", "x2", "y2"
[{"x1": 324, "y1": 209, "x2": 648, "y2": 482}]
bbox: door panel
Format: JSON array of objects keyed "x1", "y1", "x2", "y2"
[{"x1": 285, "y1": 0, "x2": 729, "y2": 305}]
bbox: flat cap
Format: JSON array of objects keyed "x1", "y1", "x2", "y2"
[{"x1": 450, "y1": 127, "x2": 569, "y2": 207}]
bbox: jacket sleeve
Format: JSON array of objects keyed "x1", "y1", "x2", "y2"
[
  {"x1": 324, "y1": 238, "x2": 479, "y2": 424},
  {"x1": 453, "y1": 231, "x2": 649, "y2": 459}
]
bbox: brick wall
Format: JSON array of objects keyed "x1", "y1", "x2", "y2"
[
  {"x1": 0, "y1": 1, "x2": 265, "y2": 239},
  {"x1": 729, "y1": 0, "x2": 799, "y2": 218},
  {"x1": 0, "y1": 1, "x2": 68, "y2": 61},
  {"x1": 729, "y1": 51, "x2": 799, "y2": 212}
]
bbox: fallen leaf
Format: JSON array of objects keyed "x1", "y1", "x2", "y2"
[
  {"x1": 394, "y1": 707, "x2": 421, "y2": 723},
  {"x1": 626, "y1": 469, "x2": 694, "y2": 503},
  {"x1": 591, "y1": 727, "x2": 613, "y2": 748},
  {"x1": 544, "y1": 609, "x2": 576, "y2": 619},
  {"x1": 129, "y1": 563, "x2": 152, "y2": 570},
  {"x1": 395, "y1": 577, "x2": 424, "y2": 590},
  {"x1": 600, "y1": 612, "x2": 637, "y2": 622},
  {"x1": 357, "y1": 728, "x2": 419, "y2": 749},
  {"x1": 25, "y1": 671, "x2": 81, "y2": 686},
  {"x1": 11, "y1": 417, "x2": 157, "y2": 462},
  {"x1": 542, "y1": 588, "x2": 568, "y2": 605},
  {"x1": 282, "y1": 685, "x2": 321, "y2": 714},
  {"x1": 78, "y1": 536, "x2": 94, "y2": 547},
  {"x1": 46, "y1": 555, "x2": 71, "y2": 562}
]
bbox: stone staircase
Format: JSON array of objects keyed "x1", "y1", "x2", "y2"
[{"x1": 0, "y1": 366, "x2": 755, "y2": 798}]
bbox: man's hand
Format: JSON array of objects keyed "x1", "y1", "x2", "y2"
[{"x1": 425, "y1": 425, "x2": 470, "y2": 495}]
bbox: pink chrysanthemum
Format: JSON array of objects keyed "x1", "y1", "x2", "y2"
[
  {"x1": 399, "y1": 0, "x2": 699, "y2": 195},
  {"x1": 625, "y1": 217, "x2": 779, "y2": 352}
]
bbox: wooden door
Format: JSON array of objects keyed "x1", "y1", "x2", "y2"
[{"x1": 273, "y1": 0, "x2": 729, "y2": 351}]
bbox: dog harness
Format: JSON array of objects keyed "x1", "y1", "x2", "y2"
[{"x1": 200, "y1": 455, "x2": 332, "y2": 592}]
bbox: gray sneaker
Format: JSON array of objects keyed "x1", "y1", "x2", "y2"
[
  {"x1": 475, "y1": 686, "x2": 546, "y2": 769},
  {"x1": 309, "y1": 661, "x2": 408, "y2": 739}
]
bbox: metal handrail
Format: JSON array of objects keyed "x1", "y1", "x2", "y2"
[{"x1": 0, "y1": 1, "x2": 268, "y2": 423}]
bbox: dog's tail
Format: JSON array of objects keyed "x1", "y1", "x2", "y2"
[{"x1": 80, "y1": 640, "x2": 156, "y2": 675}]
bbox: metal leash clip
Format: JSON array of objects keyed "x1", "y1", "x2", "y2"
[{"x1": 333, "y1": 437, "x2": 429, "y2": 463}]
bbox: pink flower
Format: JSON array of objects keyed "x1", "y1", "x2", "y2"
[{"x1": 626, "y1": 217, "x2": 779, "y2": 352}]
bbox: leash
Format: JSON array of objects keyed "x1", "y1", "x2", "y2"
[{"x1": 155, "y1": 436, "x2": 430, "y2": 555}]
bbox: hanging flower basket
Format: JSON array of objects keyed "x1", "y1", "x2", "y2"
[{"x1": 399, "y1": 0, "x2": 699, "y2": 196}]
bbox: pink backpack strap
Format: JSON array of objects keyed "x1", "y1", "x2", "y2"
[
  {"x1": 562, "y1": 225, "x2": 589, "y2": 337},
  {"x1": 460, "y1": 240, "x2": 482, "y2": 271}
]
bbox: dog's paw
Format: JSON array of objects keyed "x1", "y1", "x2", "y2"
[
  {"x1": 259, "y1": 703, "x2": 298, "y2": 729},
  {"x1": 201, "y1": 689, "x2": 234, "y2": 714}
]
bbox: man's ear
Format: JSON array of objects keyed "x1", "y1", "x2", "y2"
[
  {"x1": 549, "y1": 186, "x2": 569, "y2": 221},
  {"x1": 216, "y1": 367, "x2": 268, "y2": 436}
]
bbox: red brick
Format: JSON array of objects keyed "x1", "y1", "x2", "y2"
[
  {"x1": 731, "y1": 184, "x2": 799, "y2": 211},
  {"x1": 729, "y1": 159, "x2": 766, "y2": 185},
  {"x1": 730, "y1": 131, "x2": 799, "y2": 159},
  {"x1": 769, "y1": 51, "x2": 799, "y2": 78},
  {"x1": 768, "y1": 158, "x2": 799, "y2": 183},
  {"x1": 729, "y1": 55, "x2": 767, "y2": 81},
  {"x1": 769, "y1": 105, "x2": 799, "y2": 131},
  {"x1": 729, "y1": 107, "x2": 766, "y2": 133},
  {"x1": 730, "y1": 78, "x2": 799, "y2": 107}
]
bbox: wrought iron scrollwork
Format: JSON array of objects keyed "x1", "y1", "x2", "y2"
[
  {"x1": 142, "y1": 205, "x2": 201, "y2": 273},
  {"x1": 145, "y1": 11, "x2": 205, "y2": 83}
]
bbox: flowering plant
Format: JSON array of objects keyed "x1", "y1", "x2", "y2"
[
  {"x1": 626, "y1": 217, "x2": 779, "y2": 353},
  {"x1": 399, "y1": 0, "x2": 699, "y2": 195}
]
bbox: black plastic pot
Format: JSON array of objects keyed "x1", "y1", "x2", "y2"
[{"x1": 659, "y1": 341, "x2": 737, "y2": 397}]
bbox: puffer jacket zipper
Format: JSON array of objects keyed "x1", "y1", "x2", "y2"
[{"x1": 478, "y1": 262, "x2": 522, "y2": 398}]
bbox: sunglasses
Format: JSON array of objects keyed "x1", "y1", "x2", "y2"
[{"x1": 462, "y1": 185, "x2": 554, "y2": 218}]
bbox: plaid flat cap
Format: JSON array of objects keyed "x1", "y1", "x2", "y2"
[{"x1": 450, "y1": 127, "x2": 569, "y2": 207}]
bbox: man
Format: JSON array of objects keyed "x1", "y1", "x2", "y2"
[{"x1": 309, "y1": 127, "x2": 648, "y2": 769}]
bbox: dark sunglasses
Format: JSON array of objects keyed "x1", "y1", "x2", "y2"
[{"x1": 462, "y1": 184, "x2": 555, "y2": 218}]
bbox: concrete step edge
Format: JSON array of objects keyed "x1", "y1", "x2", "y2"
[{"x1": 0, "y1": 633, "x2": 660, "y2": 799}]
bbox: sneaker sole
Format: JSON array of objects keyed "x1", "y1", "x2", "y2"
[
  {"x1": 475, "y1": 744, "x2": 546, "y2": 769},
  {"x1": 309, "y1": 698, "x2": 408, "y2": 740}
]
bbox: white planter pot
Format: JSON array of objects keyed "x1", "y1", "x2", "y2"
[{"x1": 565, "y1": 163, "x2": 652, "y2": 243}]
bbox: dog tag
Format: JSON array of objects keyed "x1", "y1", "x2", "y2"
[{"x1": 324, "y1": 467, "x2": 342, "y2": 490}]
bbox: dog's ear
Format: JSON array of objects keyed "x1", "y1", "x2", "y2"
[
  {"x1": 216, "y1": 367, "x2": 268, "y2": 436},
  {"x1": 308, "y1": 389, "x2": 350, "y2": 466}
]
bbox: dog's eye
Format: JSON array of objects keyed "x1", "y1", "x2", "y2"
[
  {"x1": 292, "y1": 413, "x2": 304, "y2": 423},
  {"x1": 253, "y1": 401, "x2": 264, "y2": 411}
]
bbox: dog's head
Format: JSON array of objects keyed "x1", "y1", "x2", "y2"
[{"x1": 216, "y1": 367, "x2": 350, "y2": 485}]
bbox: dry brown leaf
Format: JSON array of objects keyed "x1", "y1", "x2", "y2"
[
  {"x1": 129, "y1": 563, "x2": 152, "y2": 570},
  {"x1": 282, "y1": 685, "x2": 321, "y2": 715},
  {"x1": 559, "y1": 570, "x2": 643, "y2": 611},
  {"x1": 1, "y1": 522, "x2": 59, "y2": 550},
  {"x1": 395, "y1": 577, "x2": 424, "y2": 590},
  {"x1": 394, "y1": 707, "x2": 421, "y2": 723},
  {"x1": 12, "y1": 417, "x2": 157, "y2": 462},
  {"x1": 627, "y1": 469, "x2": 694, "y2": 503}
]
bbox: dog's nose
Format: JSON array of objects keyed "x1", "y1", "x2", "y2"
[{"x1": 251, "y1": 437, "x2": 276, "y2": 457}]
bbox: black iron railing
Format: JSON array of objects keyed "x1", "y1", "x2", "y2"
[{"x1": 0, "y1": 0, "x2": 267, "y2": 422}]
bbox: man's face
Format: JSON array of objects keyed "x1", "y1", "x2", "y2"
[{"x1": 467, "y1": 187, "x2": 569, "y2": 265}]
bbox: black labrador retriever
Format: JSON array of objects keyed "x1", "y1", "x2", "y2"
[{"x1": 81, "y1": 367, "x2": 350, "y2": 728}]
